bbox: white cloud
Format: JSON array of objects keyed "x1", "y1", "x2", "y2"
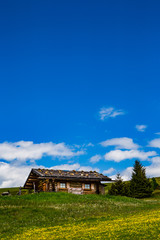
[
  {"x1": 53, "y1": 163, "x2": 99, "y2": 172},
  {"x1": 99, "y1": 107, "x2": 125, "y2": 120},
  {"x1": 155, "y1": 132, "x2": 160, "y2": 135},
  {"x1": 110, "y1": 166, "x2": 138, "y2": 181},
  {"x1": 149, "y1": 138, "x2": 160, "y2": 148},
  {"x1": 103, "y1": 168, "x2": 115, "y2": 175},
  {"x1": 90, "y1": 154, "x2": 102, "y2": 164},
  {"x1": 78, "y1": 166, "x2": 100, "y2": 172},
  {"x1": 104, "y1": 149, "x2": 157, "y2": 162},
  {"x1": 146, "y1": 167, "x2": 160, "y2": 178},
  {"x1": 0, "y1": 162, "x2": 33, "y2": 188},
  {"x1": 146, "y1": 157, "x2": 160, "y2": 177},
  {"x1": 135, "y1": 125, "x2": 147, "y2": 132},
  {"x1": 0, "y1": 141, "x2": 84, "y2": 162},
  {"x1": 50, "y1": 163, "x2": 81, "y2": 171},
  {"x1": 119, "y1": 167, "x2": 133, "y2": 181},
  {"x1": 100, "y1": 137, "x2": 139, "y2": 150},
  {"x1": 150, "y1": 157, "x2": 160, "y2": 164},
  {"x1": 135, "y1": 157, "x2": 160, "y2": 178}
]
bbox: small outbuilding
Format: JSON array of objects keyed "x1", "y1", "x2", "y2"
[{"x1": 24, "y1": 168, "x2": 111, "y2": 194}]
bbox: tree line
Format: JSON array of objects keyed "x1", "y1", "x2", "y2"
[{"x1": 108, "y1": 160, "x2": 159, "y2": 198}]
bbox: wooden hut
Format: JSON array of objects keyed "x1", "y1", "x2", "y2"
[{"x1": 24, "y1": 168, "x2": 111, "y2": 194}]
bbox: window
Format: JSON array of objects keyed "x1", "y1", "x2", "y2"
[
  {"x1": 84, "y1": 184, "x2": 90, "y2": 189},
  {"x1": 60, "y1": 183, "x2": 66, "y2": 188}
]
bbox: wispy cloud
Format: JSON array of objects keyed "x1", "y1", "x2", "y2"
[
  {"x1": 90, "y1": 154, "x2": 102, "y2": 164},
  {"x1": 100, "y1": 137, "x2": 139, "y2": 150},
  {"x1": 86, "y1": 142, "x2": 94, "y2": 147},
  {"x1": 99, "y1": 107, "x2": 125, "y2": 120},
  {"x1": 135, "y1": 125, "x2": 147, "y2": 132},
  {"x1": 104, "y1": 149, "x2": 156, "y2": 162},
  {"x1": 103, "y1": 168, "x2": 115, "y2": 175}
]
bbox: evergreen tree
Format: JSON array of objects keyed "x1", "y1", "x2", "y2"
[
  {"x1": 123, "y1": 182, "x2": 131, "y2": 197},
  {"x1": 108, "y1": 173, "x2": 126, "y2": 196},
  {"x1": 130, "y1": 160, "x2": 153, "y2": 198}
]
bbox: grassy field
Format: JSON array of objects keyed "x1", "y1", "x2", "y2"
[{"x1": 0, "y1": 187, "x2": 160, "y2": 239}]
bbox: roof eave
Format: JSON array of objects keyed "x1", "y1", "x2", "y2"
[{"x1": 38, "y1": 176, "x2": 112, "y2": 181}]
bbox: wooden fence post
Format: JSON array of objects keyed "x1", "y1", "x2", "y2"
[
  {"x1": 33, "y1": 182, "x2": 36, "y2": 193},
  {"x1": 19, "y1": 186, "x2": 21, "y2": 195}
]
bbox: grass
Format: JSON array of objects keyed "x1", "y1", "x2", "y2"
[
  {"x1": 11, "y1": 209, "x2": 160, "y2": 240},
  {"x1": 0, "y1": 189, "x2": 160, "y2": 239}
]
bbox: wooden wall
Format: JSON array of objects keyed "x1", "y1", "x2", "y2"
[
  {"x1": 55, "y1": 181, "x2": 105, "y2": 195},
  {"x1": 37, "y1": 179, "x2": 105, "y2": 195}
]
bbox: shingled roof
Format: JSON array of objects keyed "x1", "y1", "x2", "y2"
[{"x1": 32, "y1": 168, "x2": 111, "y2": 180}]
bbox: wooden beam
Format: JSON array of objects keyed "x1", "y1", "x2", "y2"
[{"x1": 27, "y1": 178, "x2": 38, "y2": 181}]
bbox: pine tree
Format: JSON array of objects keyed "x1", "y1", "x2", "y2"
[
  {"x1": 108, "y1": 173, "x2": 126, "y2": 196},
  {"x1": 130, "y1": 160, "x2": 153, "y2": 198},
  {"x1": 123, "y1": 182, "x2": 131, "y2": 197}
]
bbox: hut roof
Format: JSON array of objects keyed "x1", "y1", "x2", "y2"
[
  {"x1": 24, "y1": 168, "x2": 111, "y2": 188},
  {"x1": 32, "y1": 168, "x2": 111, "y2": 180}
]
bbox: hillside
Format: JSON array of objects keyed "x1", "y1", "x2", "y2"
[
  {"x1": 1, "y1": 188, "x2": 160, "y2": 239},
  {"x1": 154, "y1": 177, "x2": 160, "y2": 185}
]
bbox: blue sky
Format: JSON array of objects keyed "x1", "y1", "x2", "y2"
[{"x1": 0, "y1": 0, "x2": 160, "y2": 187}]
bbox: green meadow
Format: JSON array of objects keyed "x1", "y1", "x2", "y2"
[{"x1": 0, "y1": 187, "x2": 160, "y2": 239}]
